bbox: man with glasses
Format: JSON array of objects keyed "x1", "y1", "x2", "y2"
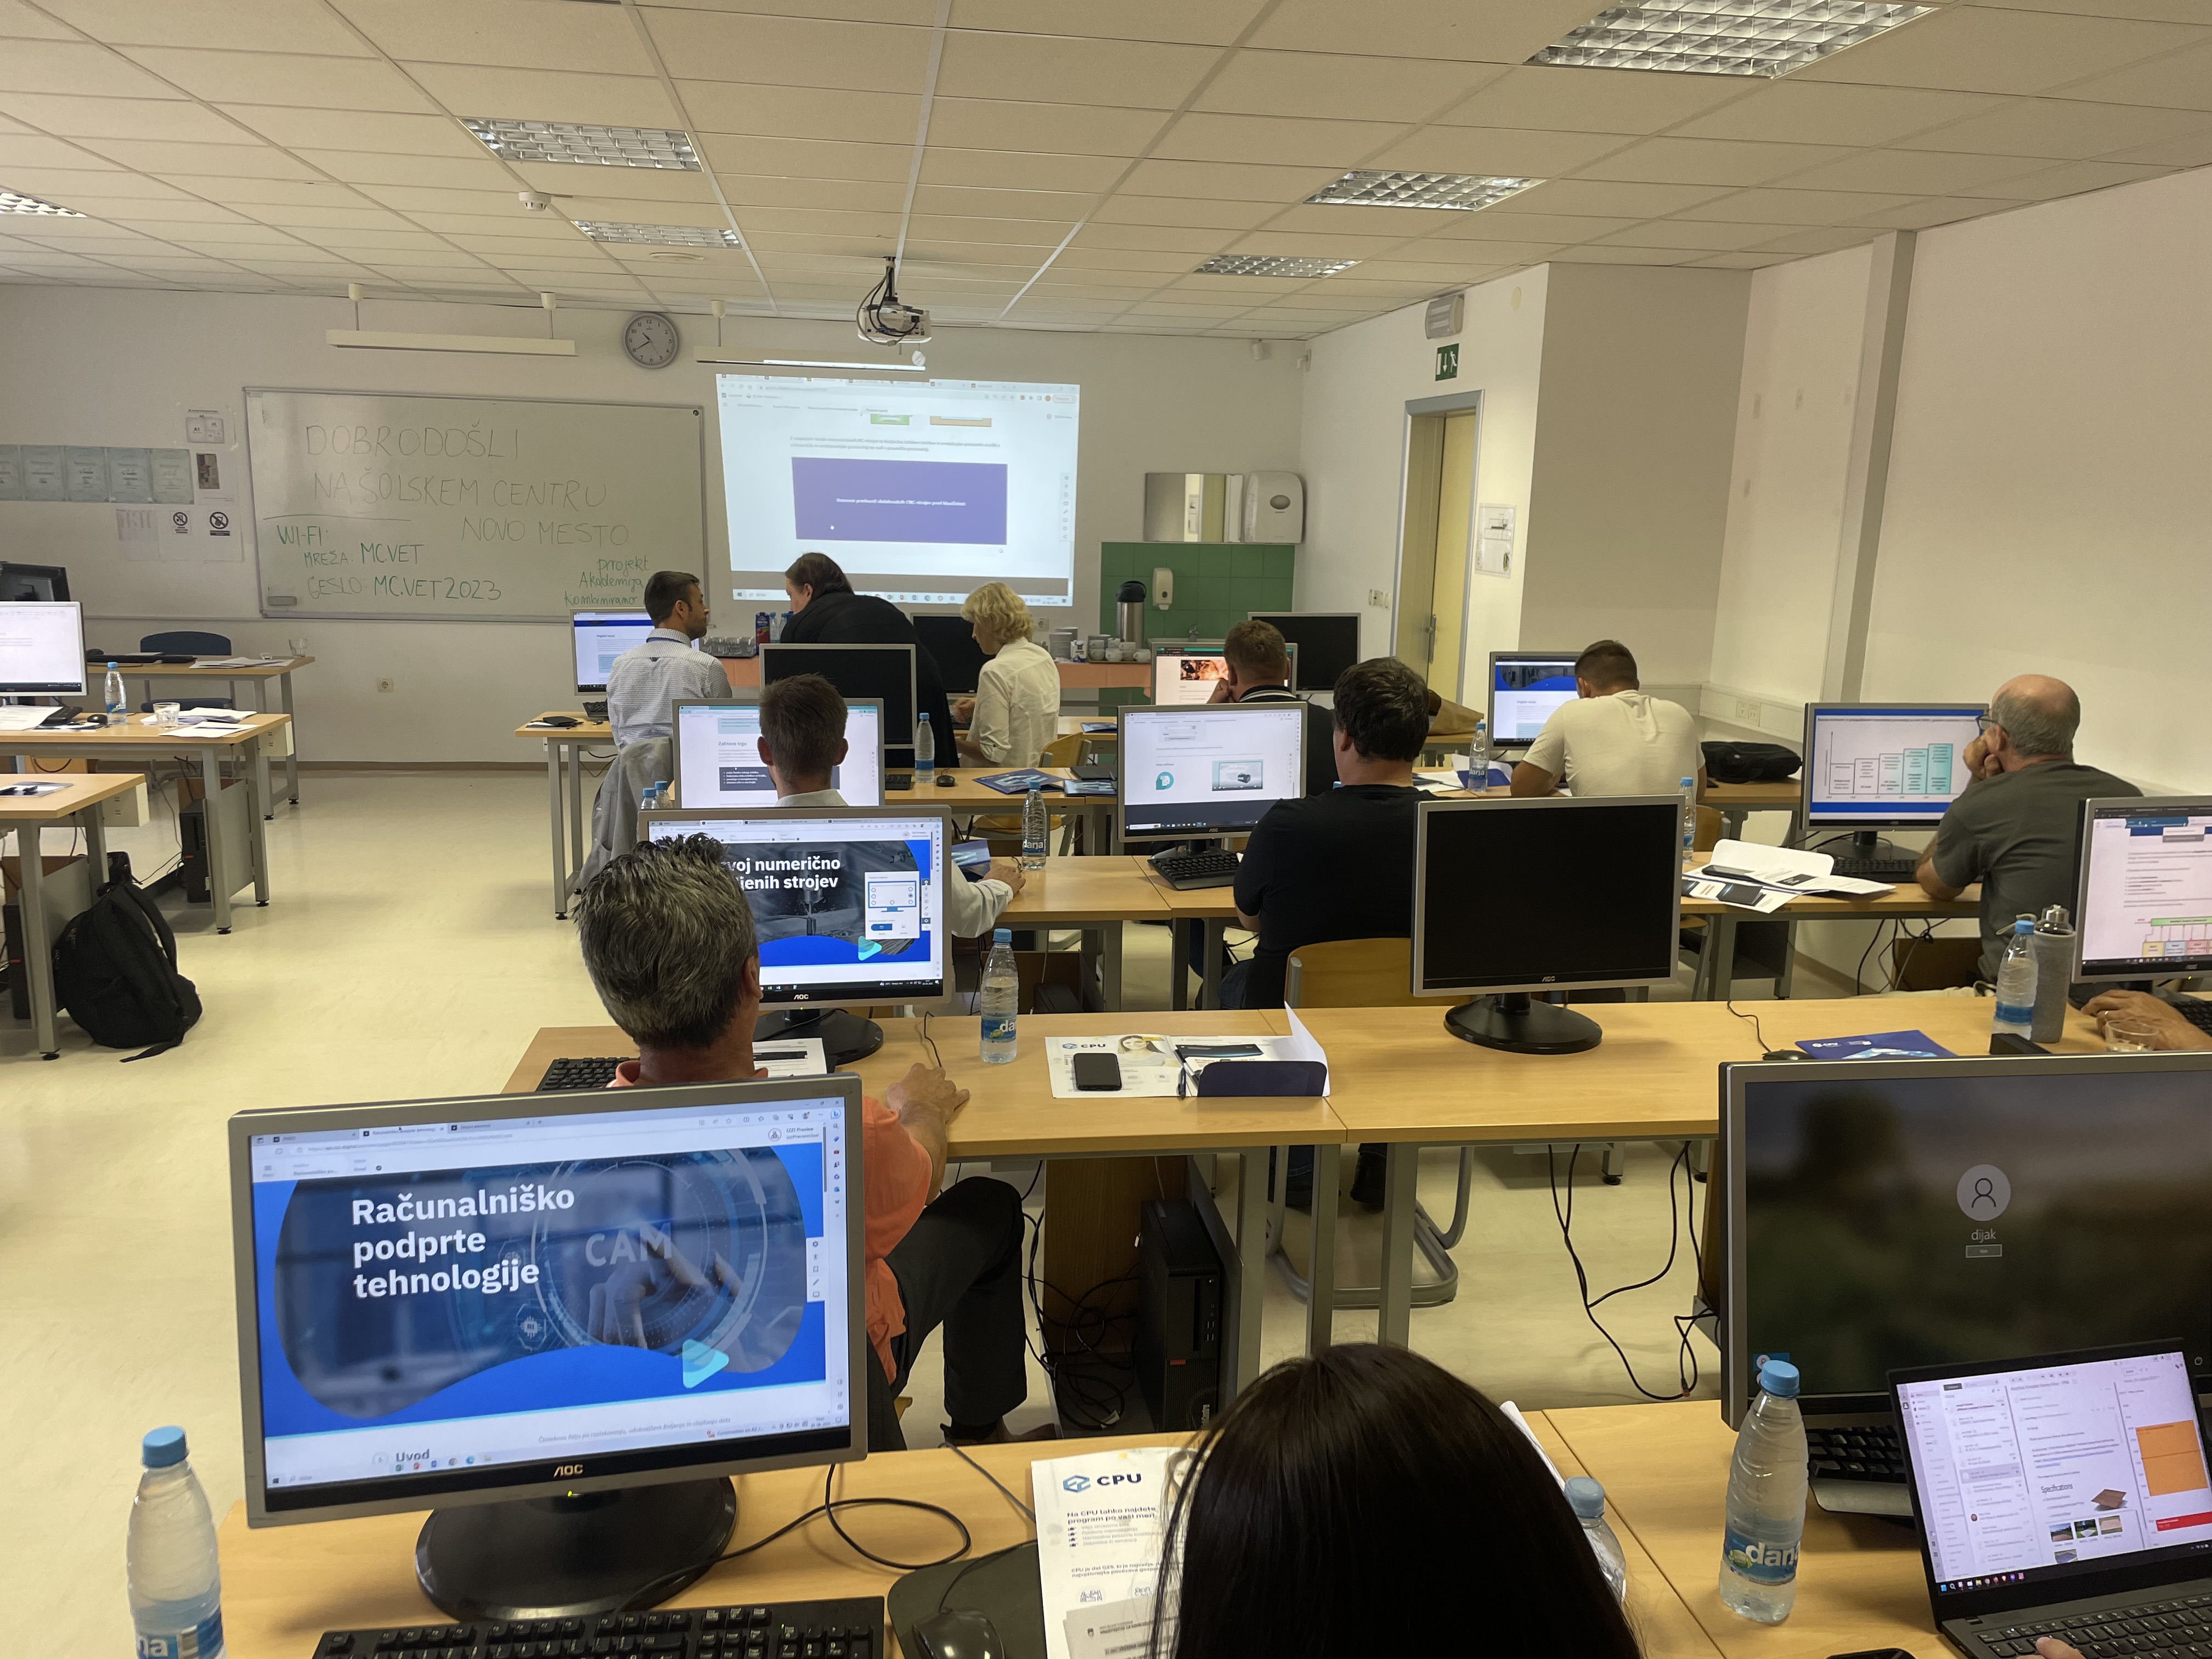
[{"x1": 1916, "y1": 675, "x2": 2137, "y2": 983}]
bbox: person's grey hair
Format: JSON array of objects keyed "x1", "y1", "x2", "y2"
[
  {"x1": 573, "y1": 835, "x2": 757, "y2": 1051},
  {"x1": 1991, "y1": 683, "x2": 2079, "y2": 758}
]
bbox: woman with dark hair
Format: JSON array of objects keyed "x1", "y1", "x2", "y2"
[
  {"x1": 780, "y1": 551, "x2": 956, "y2": 754},
  {"x1": 1154, "y1": 1344, "x2": 1643, "y2": 1659}
]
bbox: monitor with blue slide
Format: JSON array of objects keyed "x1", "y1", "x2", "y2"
[
  {"x1": 1485, "y1": 650, "x2": 1579, "y2": 750},
  {"x1": 640, "y1": 805, "x2": 952, "y2": 1063},
  {"x1": 1802, "y1": 701, "x2": 1985, "y2": 866},
  {"x1": 229, "y1": 1076, "x2": 866, "y2": 1618}
]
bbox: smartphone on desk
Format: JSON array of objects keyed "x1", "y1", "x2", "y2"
[{"x1": 1072, "y1": 1052, "x2": 1122, "y2": 1091}]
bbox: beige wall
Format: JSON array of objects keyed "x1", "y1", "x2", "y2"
[{"x1": 0, "y1": 285, "x2": 1304, "y2": 761}]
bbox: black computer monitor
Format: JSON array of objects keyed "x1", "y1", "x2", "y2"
[
  {"x1": 1801, "y1": 702, "x2": 1984, "y2": 859},
  {"x1": 2075, "y1": 795, "x2": 2212, "y2": 983},
  {"x1": 1412, "y1": 795, "x2": 1682, "y2": 1054},
  {"x1": 571, "y1": 609, "x2": 653, "y2": 694},
  {"x1": 641, "y1": 804, "x2": 952, "y2": 1063},
  {"x1": 1115, "y1": 703, "x2": 1310, "y2": 840},
  {"x1": 1248, "y1": 612, "x2": 1358, "y2": 693},
  {"x1": 229, "y1": 1077, "x2": 867, "y2": 1618},
  {"x1": 1485, "y1": 650, "x2": 1579, "y2": 749},
  {"x1": 911, "y1": 614, "x2": 988, "y2": 698},
  {"x1": 761, "y1": 643, "x2": 917, "y2": 768},
  {"x1": 0, "y1": 599, "x2": 86, "y2": 695},
  {"x1": 1722, "y1": 1052, "x2": 2212, "y2": 1426},
  {"x1": 0, "y1": 561, "x2": 69, "y2": 603},
  {"x1": 673, "y1": 696, "x2": 885, "y2": 810}
]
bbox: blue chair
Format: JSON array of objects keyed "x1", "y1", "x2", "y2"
[{"x1": 138, "y1": 630, "x2": 234, "y2": 711}]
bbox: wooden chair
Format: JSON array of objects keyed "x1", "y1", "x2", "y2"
[{"x1": 1273, "y1": 938, "x2": 1470, "y2": 1314}]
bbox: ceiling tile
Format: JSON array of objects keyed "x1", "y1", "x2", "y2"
[
  {"x1": 0, "y1": 133, "x2": 117, "y2": 168},
  {"x1": 1672, "y1": 185, "x2": 1919, "y2": 222},
  {"x1": 1671, "y1": 81, "x2": 2001, "y2": 145},
  {"x1": 115, "y1": 48, "x2": 439, "y2": 111},
  {"x1": 251, "y1": 202, "x2": 414, "y2": 230},
  {"x1": 1846, "y1": 193, "x2": 2001, "y2": 228},
  {"x1": 305, "y1": 227, "x2": 470, "y2": 251},
  {"x1": 161, "y1": 176, "x2": 367, "y2": 205},
  {"x1": 1152, "y1": 112, "x2": 1401, "y2": 167},
  {"x1": 1248, "y1": 0, "x2": 1600, "y2": 63},
  {"x1": 0, "y1": 1, "x2": 82, "y2": 40},
  {"x1": 927, "y1": 98, "x2": 1169, "y2": 156},
  {"x1": 0, "y1": 93, "x2": 244, "y2": 142},
  {"x1": 1774, "y1": 146, "x2": 2046, "y2": 194},
  {"x1": 1963, "y1": 0, "x2": 2209, "y2": 21},
  {"x1": 1590, "y1": 217, "x2": 1807, "y2": 249},
  {"x1": 1422, "y1": 209, "x2": 1633, "y2": 241},
  {"x1": 1793, "y1": 7, "x2": 2207, "y2": 95},
  {"x1": 904, "y1": 213, "x2": 1072, "y2": 245},
  {"x1": 699, "y1": 133, "x2": 908, "y2": 182},
  {"x1": 1365, "y1": 126, "x2": 1628, "y2": 174},
  {"x1": 2050, "y1": 40, "x2": 2212, "y2": 109},
  {"x1": 1577, "y1": 135, "x2": 1855, "y2": 186},
  {"x1": 1679, "y1": 250, "x2": 1791, "y2": 267},
  {"x1": 39, "y1": 0, "x2": 373, "y2": 53},
  {"x1": 526, "y1": 168, "x2": 719, "y2": 204},
  {"x1": 1252, "y1": 201, "x2": 1453, "y2": 234},
  {"x1": 1748, "y1": 225, "x2": 1881, "y2": 254},
  {"x1": 1546, "y1": 244, "x2": 1695, "y2": 263},
  {"x1": 1055, "y1": 244, "x2": 1211, "y2": 269},
  {"x1": 937, "y1": 31, "x2": 1217, "y2": 106},
  {"x1": 1196, "y1": 49, "x2": 1504, "y2": 122},
  {"x1": 909, "y1": 185, "x2": 1093, "y2": 223},
  {"x1": 336, "y1": 0, "x2": 657, "y2": 75},
  {"x1": 2103, "y1": 127, "x2": 2212, "y2": 165},
  {"x1": 645, "y1": 10, "x2": 931, "y2": 94},
  {"x1": 408, "y1": 209, "x2": 579, "y2": 235},
  {"x1": 77, "y1": 137, "x2": 319, "y2": 178},
  {"x1": 718, "y1": 174, "x2": 904, "y2": 210},
  {"x1": 1119, "y1": 157, "x2": 1343, "y2": 201},
  {"x1": 1436, "y1": 65, "x2": 1746, "y2": 134},
  {"x1": 162, "y1": 223, "x2": 312, "y2": 245},
  {"x1": 917, "y1": 148, "x2": 1128, "y2": 192},
  {"x1": 1970, "y1": 156, "x2": 2172, "y2": 198},
  {"x1": 0, "y1": 41, "x2": 184, "y2": 98},
  {"x1": 405, "y1": 64, "x2": 681, "y2": 127},
  {"x1": 1070, "y1": 221, "x2": 1242, "y2": 252},
  {"x1": 1491, "y1": 177, "x2": 1731, "y2": 216},
  {"x1": 294, "y1": 151, "x2": 517, "y2": 190},
  {"x1": 1898, "y1": 94, "x2": 2212, "y2": 157},
  {"x1": 353, "y1": 183, "x2": 538, "y2": 213},
  {"x1": 946, "y1": 0, "x2": 1265, "y2": 46},
  {"x1": 678, "y1": 81, "x2": 918, "y2": 143},
  {"x1": 221, "y1": 108, "x2": 484, "y2": 158},
  {"x1": 1216, "y1": 228, "x2": 1407, "y2": 257}
]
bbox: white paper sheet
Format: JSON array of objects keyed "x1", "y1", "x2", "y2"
[
  {"x1": 1694, "y1": 837, "x2": 1894, "y2": 896},
  {"x1": 1033, "y1": 1446, "x2": 1182, "y2": 1659},
  {"x1": 0, "y1": 707, "x2": 62, "y2": 731}
]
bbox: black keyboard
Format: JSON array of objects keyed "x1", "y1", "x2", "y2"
[
  {"x1": 537, "y1": 1056, "x2": 626, "y2": 1091},
  {"x1": 1150, "y1": 848, "x2": 1239, "y2": 890},
  {"x1": 2169, "y1": 997, "x2": 2212, "y2": 1033},
  {"x1": 884, "y1": 772, "x2": 912, "y2": 790},
  {"x1": 1807, "y1": 1423, "x2": 1905, "y2": 1484},
  {"x1": 1830, "y1": 855, "x2": 1917, "y2": 881},
  {"x1": 582, "y1": 699, "x2": 608, "y2": 723},
  {"x1": 313, "y1": 1598, "x2": 883, "y2": 1659},
  {"x1": 1979, "y1": 1590, "x2": 2212, "y2": 1656}
]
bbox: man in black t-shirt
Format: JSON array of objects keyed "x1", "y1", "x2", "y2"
[{"x1": 1206, "y1": 618, "x2": 1335, "y2": 796}]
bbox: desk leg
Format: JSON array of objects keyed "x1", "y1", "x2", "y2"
[
  {"x1": 1705, "y1": 913, "x2": 1739, "y2": 1002},
  {"x1": 1200, "y1": 919, "x2": 1224, "y2": 1011},
  {"x1": 1168, "y1": 920, "x2": 1189, "y2": 1012},
  {"x1": 279, "y1": 670, "x2": 301, "y2": 804},
  {"x1": 1376, "y1": 1143, "x2": 1417, "y2": 1347},
  {"x1": 244, "y1": 738, "x2": 271, "y2": 907},
  {"x1": 566, "y1": 741, "x2": 586, "y2": 891},
  {"x1": 1101, "y1": 922, "x2": 1122, "y2": 1014},
  {"x1": 1722, "y1": 805, "x2": 1748, "y2": 842},
  {"x1": 84, "y1": 799, "x2": 107, "y2": 877},
  {"x1": 17, "y1": 823, "x2": 58, "y2": 1057},
  {"x1": 1230, "y1": 1149, "x2": 1267, "y2": 1400},
  {"x1": 548, "y1": 741, "x2": 568, "y2": 919},
  {"x1": 203, "y1": 747, "x2": 234, "y2": 933},
  {"x1": 1307, "y1": 1143, "x2": 1339, "y2": 1353},
  {"x1": 252, "y1": 679, "x2": 274, "y2": 819}
]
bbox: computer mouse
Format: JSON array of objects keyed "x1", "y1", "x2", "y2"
[
  {"x1": 1762, "y1": 1049, "x2": 1815, "y2": 1062},
  {"x1": 936, "y1": 771, "x2": 956, "y2": 786},
  {"x1": 539, "y1": 715, "x2": 580, "y2": 728},
  {"x1": 910, "y1": 1609, "x2": 1005, "y2": 1659}
]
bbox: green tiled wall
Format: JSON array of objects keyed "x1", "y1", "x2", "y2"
[{"x1": 1097, "y1": 541, "x2": 1296, "y2": 646}]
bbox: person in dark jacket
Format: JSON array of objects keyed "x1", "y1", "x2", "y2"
[{"x1": 781, "y1": 552, "x2": 956, "y2": 754}]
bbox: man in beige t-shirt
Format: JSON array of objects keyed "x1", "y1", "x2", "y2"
[{"x1": 1510, "y1": 639, "x2": 1705, "y2": 798}]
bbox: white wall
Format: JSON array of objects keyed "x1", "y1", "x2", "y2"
[
  {"x1": 0, "y1": 286, "x2": 1303, "y2": 761},
  {"x1": 1296, "y1": 267, "x2": 1550, "y2": 690}
]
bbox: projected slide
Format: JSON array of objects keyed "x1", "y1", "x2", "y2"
[{"x1": 718, "y1": 377, "x2": 1078, "y2": 607}]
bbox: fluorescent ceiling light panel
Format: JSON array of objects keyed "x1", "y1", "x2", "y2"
[
  {"x1": 0, "y1": 189, "x2": 84, "y2": 216},
  {"x1": 463, "y1": 119, "x2": 699, "y2": 170},
  {"x1": 695, "y1": 354, "x2": 928, "y2": 372},
  {"x1": 575, "y1": 221, "x2": 741, "y2": 247},
  {"x1": 1307, "y1": 171, "x2": 1541, "y2": 211},
  {"x1": 1529, "y1": 0, "x2": 1931, "y2": 77},
  {"x1": 1193, "y1": 256, "x2": 1358, "y2": 278}
]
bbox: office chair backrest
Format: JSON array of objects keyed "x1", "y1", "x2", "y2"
[
  {"x1": 1284, "y1": 936, "x2": 1425, "y2": 1008},
  {"x1": 140, "y1": 629, "x2": 232, "y2": 655},
  {"x1": 1694, "y1": 804, "x2": 1723, "y2": 853}
]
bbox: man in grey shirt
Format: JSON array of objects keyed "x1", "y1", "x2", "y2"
[
  {"x1": 606, "y1": 569, "x2": 727, "y2": 746},
  {"x1": 1917, "y1": 674, "x2": 2137, "y2": 980}
]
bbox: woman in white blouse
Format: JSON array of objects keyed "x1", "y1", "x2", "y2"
[{"x1": 952, "y1": 582, "x2": 1060, "y2": 768}]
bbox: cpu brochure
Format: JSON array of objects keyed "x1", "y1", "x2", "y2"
[
  {"x1": 1032, "y1": 1444, "x2": 1188, "y2": 1659},
  {"x1": 1044, "y1": 1009, "x2": 1329, "y2": 1099}
]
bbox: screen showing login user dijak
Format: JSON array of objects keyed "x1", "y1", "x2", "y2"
[
  {"x1": 674, "y1": 701, "x2": 883, "y2": 810},
  {"x1": 246, "y1": 1094, "x2": 853, "y2": 1511},
  {"x1": 718, "y1": 377, "x2": 1079, "y2": 608},
  {"x1": 1120, "y1": 706, "x2": 1306, "y2": 838},
  {"x1": 647, "y1": 813, "x2": 947, "y2": 1004}
]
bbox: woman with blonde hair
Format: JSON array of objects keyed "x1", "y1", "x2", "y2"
[{"x1": 953, "y1": 582, "x2": 1059, "y2": 768}]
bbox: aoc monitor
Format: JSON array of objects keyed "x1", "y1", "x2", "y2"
[
  {"x1": 1485, "y1": 652, "x2": 1579, "y2": 750},
  {"x1": 1802, "y1": 702, "x2": 1985, "y2": 848},
  {"x1": 1248, "y1": 612, "x2": 1358, "y2": 694},
  {"x1": 673, "y1": 696, "x2": 885, "y2": 810},
  {"x1": 1115, "y1": 703, "x2": 1308, "y2": 841},
  {"x1": 2074, "y1": 796, "x2": 2212, "y2": 984}
]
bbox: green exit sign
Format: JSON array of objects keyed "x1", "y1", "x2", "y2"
[{"x1": 1435, "y1": 343, "x2": 1459, "y2": 380}]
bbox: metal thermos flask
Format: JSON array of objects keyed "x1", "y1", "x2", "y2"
[{"x1": 2030, "y1": 904, "x2": 2075, "y2": 1042}]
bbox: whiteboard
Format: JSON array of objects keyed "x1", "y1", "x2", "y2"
[{"x1": 245, "y1": 388, "x2": 704, "y2": 622}]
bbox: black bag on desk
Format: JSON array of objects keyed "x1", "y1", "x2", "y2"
[
  {"x1": 52, "y1": 862, "x2": 201, "y2": 1058},
  {"x1": 1700, "y1": 741, "x2": 1802, "y2": 785}
]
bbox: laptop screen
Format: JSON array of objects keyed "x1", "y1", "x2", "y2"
[{"x1": 1898, "y1": 1346, "x2": 2212, "y2": 1600}]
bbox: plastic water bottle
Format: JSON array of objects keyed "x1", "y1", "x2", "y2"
[
  {"x1": 128, "y1": 1425, "x2": 225, "y2": 1659},
  {"x1": 1566, "y1": 1476, "x2": 1627, "y2": 1603},
  {"x1": 914, "y1": 713, "x2": 935, "y2": 786},
  {"x1": 1992, "y1": 916, "x2": 2038, "y2": 1039},
  {"x1": 1472, "y1": 715, "x2": 1491, "y2": 782},
  {"x1": 105, "y1": 661, "x2": 127, "y2": 725},
  {"x1": 1680, "y1": 775, "x2": 1699, "y2": 861},
  {"x1": 980, "y1": 927, "x2": 1018, "y2": 1064},
  {"x1": 1021, "y1": 784, "x2": 1048, "y2": 870},
  {"x1": 639, "y1": 779, "x2": 666, "y2": 813},
  {"x1": 1719, "y1": 1359, "x2": 1808, "y2": 1624}
]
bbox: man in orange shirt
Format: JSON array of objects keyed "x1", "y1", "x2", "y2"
[{"x1": 573, "y1": 836, "x2": 1032, "y2": 1452}]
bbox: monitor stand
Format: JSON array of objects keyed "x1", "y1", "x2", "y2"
[
  {"x1": 757, "y1": 1006, "x2": 882, "y2": 1067},
  {"x1": 415, "y1": 1477, "x2": 736, "y2": 1620},
  {"x1": 1837, "y1": 828, "x2": 1914, "y2": 864},
  {"x1": 1444, "y1": 992, "x2": 1602, "y2": 1056}
]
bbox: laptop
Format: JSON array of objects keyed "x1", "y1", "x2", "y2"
[{"x1": 1893, "y1": 1340, "x2": 2212, "y2": 1657}]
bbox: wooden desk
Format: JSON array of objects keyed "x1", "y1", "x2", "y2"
[
  {"x1": 509, "y1": 1012, "x2": 1338, "y2": 1407},
  {"x1": 996, "y1": 856, "x2": 1171, "y2": 1010},
  {"x1": 1702, "y1": 779, "x2": 1802, "y2": 840},
  {"x1": 1547, "y1": 1400, "x2": 1928, "y2": 1658},
  {"x1": 119, "y1": 654, "x2": 313, "y2": 812},
  {"x1": 1307, "y1": 998, "x2": 2107, "y2": 1346},
  {"x1": 1, "y1": 772, "x2": 137, "y2": 1058},
  {"x1": 1680, "y1": 870, "x2": 1978, "y2": 999},
  {"x1": 2, "y1": 712, "x2": 286, "y2": 931}
]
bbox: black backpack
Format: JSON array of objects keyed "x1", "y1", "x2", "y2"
[
  {"x1": 52, "y1": 860, "x2": 201, "y2": 1058},
  {"x1": 1701, "y1": 741, "x2": 1803, "y2": 785}
]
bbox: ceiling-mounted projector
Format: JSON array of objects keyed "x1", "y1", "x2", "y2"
[{"x1": 856, "y1": 256, "x2": 930, "y2": 347}]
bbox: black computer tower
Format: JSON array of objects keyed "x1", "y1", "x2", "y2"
[
  {"x1": 1136, "y1": 1199, "x2": 1223, "y2": 1431},
  {"x1": 178, "y1": 803, "x2": 209, "y2": 902}
]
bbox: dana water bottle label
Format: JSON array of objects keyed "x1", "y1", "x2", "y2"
[
  {"x1": 138, "y1": 1610, "x2": 224, "y2": 1658},
  {"x1": 1723, "y1": 1527, "x2": 1798, "y2": 1587},
  {"x1": 981, "y1": 1013, "x2": 1014, "y2": 1044}
]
